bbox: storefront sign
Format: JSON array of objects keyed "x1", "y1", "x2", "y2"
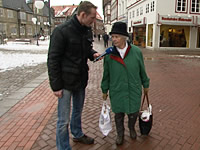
[
  {"x1": 132, "y1": 18, "x2": 146, "y2": 26},
  {"x1": 159, "y1": 15, "x2": 194, "y2": 25}
]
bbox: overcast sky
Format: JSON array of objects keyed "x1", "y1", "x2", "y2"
[{"x1": 49, "y1": 0, "x2": 103, "y2": 17}]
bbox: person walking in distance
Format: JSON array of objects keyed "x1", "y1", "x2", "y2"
[
  {"x1": 103, "y1": 33, "x2": 109, "y2": 48},
  {"x1": 47, "y1": 1, "x2": 101, "y2": 150},
  {"x1": 101, "y1": 22, "x2": 150, "y2": 145}
]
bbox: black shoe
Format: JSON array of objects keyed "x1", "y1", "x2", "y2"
[
  {"x1": 73, "y1": 134, "x2": 94, "y2": 144},
  {"x1": 116, "y1": 135, "x2": 124, "y2": 145},
  {"x1": 130, "y1": 129, "x2": 137, "y2": 139}
]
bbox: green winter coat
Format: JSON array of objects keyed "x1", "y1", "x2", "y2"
[{"x1": 101, "y1": 44, "x2": 150, "y2": 114}]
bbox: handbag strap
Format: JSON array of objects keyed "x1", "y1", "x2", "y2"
[{"x1": 141, "y1": 94, "x2": 150, "y2": 110}]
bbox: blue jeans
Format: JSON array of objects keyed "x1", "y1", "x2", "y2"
[{"x1": 56, "y1": 88, "x2": 85, "y2": 150}]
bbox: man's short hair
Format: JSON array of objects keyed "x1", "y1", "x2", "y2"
[{"x1": 77, "y1": 1, "x2": 97, "y2": 15}]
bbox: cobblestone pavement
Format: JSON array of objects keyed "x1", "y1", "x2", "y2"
[
  {"x1": 0, "y1": 39, "x2": 200, "y2": 150},
  {"x1": 0, "y1": 48, "x2": 47, "y2": 101}
]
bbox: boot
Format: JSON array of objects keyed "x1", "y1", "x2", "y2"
[
  {"x1": 128, "y1": 112, "x2": 138, "y2": 139},
  {"x1": 115, "y1": 113, "x2": 125, "y2": 145}
]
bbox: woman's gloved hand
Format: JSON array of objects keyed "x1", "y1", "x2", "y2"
[{"x1": 102, "y1": 93, "x2": 108, "y2": 100}]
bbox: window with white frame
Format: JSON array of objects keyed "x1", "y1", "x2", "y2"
[
  {"x1": 27, "y1": 14, "x2": 32, "y2": 22},
  {"x1": 27, "y1": 27, "x2": 32, "y2": 35},
  {"x1": 150, "y1": 1, "x2": 155, "y2": 12},
  {"x1": 0, "y1": 8, "x2": 4, "y2": 17},
  {"x1": 129, "y1": 11, "x2": 131, "y2": 19},
  {"x1": 176, "y1": 0, "x2": 187, "y2": 12},
  {"x1": 140, "y1": 7, "x2": 143, "y2": 15},
  {"x1": 10, "y1": 27, "x2": 17, "y2": 35},
  {"x1": 19, "y1": 12, "x2": 26, "y2": 20},
  {"x1": 132, "y1": 10, "x2": 135, "y2": 18},
  {"x1": 108, "y1": 16, "x2": 111, "y2": 23},
  {"x1": 107, "y1": 5, "x2": 111, "y2": 15},
  {"x1": 20, "y1": 26, "x2": 25, "y2": 36},
  {"x1": 146, "y1": 3, "x2": 149, "y2": 13},
  {"x1": 119, "y1": 4, "x2": 121, "y2": 15},
  {"x1": 122, "y1": 1, "x2": 124, "y2": 15},
  {"x1": 137, "y1": 8, "x2": 139, "y2": 16},
  {"x1": 191, "y1": 0, "x2": 200, "y2": 13},
  {"x1": 105, "y1": 16, "x2": 108, "y2": 23},
  {"x1": 0, "y1": 23, "x2": 5, "y2": 31},
  {"x1": 7, "y1": 10, "x2": 14, "y2": 18}
]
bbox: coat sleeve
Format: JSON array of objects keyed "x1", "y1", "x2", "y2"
[
  {"x1": 101, "y1": 56, "x2": 110, "y2": 94},
  {"x1": 139, "y1": 50, "x2": 150, "y2": 88},
  {"x1": 88, "y1": 48, "x2": 97, "y2": 61},
  {"x1": 47, "y1": 27, "x2": 65, "y2": 91}
]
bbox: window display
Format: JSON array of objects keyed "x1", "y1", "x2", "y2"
[{"x1": 159, "y1": 25, "x2": 189, "y2": 47}]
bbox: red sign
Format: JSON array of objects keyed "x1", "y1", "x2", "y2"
[{"x1": 162, "y1": 17, "x2": 192, "y2": 22}]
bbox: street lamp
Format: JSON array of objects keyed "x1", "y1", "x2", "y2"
[{"x1": 34, "y1": 0, "x2": 44, "y2": 46}]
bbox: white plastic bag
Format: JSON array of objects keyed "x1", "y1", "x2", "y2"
[
  {"x1": 99, "y1": 101, "x2": 112, "y2": 136},
  {"x1": 140, "y1": 104, "x2": 152, "y2": 122}
]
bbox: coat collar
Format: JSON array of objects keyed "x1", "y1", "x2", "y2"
[
  {"x1": 71, "y1": 14, "x2": 91, "y2": 34},
  {"x1": 110, "y1": 44, "x2": 131, "y2": 67}
]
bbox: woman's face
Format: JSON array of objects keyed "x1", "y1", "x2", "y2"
[{"x1": 111, "y1": 34, "x2": 126, "y2": 49}]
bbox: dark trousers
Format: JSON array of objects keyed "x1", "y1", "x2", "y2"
[{"x1": 114, "y1": 112, "x2": 139, "y2": 137}]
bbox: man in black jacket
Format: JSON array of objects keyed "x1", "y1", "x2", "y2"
[{"x1": 47, "y1": 1, "x2": 101, "y2": 150}]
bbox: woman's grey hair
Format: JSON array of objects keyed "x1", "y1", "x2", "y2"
[{"x1": 120, "y1": 35, "x2": 129, "y2": 41}]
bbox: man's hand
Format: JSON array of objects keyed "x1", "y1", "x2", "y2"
[
  {"x1": 93, "y1": 53, "x2": 103, "y2": 60},
  {"x1": 143, "y1": 88, "x2": 149, "y2": 95},
  {"x1": 54, "y1": 90, "x2": 63, "y2": 98},
  {"x1": 102, "y1": 93, "x2": 108, "y2": 100}
]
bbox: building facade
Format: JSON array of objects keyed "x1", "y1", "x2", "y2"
[
  {"x1": 103, "y1": 0, "x2": 112, "y2": 34},
  {"x1": 0, "y1": 0, "x2": 54, "y2": 39},
  {"x1": 128, "y1": 0, "x2": 200, "y2": 50},
  {"x1": 105, "y1": 0, "x2": 200, "y2": 50},
  {"x1": 52, "y1": 4, "x2": 104, "y2": 37}
]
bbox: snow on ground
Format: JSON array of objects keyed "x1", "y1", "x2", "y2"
[
  {"x1": 0, "y1": 40, "x2": 49, "y2": 72},
  {"x1": 0, "y1": 40, "x2": 49, "y2": 51}
]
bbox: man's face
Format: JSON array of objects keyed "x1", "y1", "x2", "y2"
[{"x1": 82, "y1": 8, "x2": 97, "y2": 27}]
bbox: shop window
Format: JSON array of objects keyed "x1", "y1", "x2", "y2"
[
  {"x1": 176, "y1": 0, "x2": 187, "y2": 12},
  {"x1": 197, "y1": 28, "x2": 200, "y2": 48},
  {"x1": 148, "y1": 24, "x2": 153, "y2": 47},
  {"x1": 133, "y1": 27, "x2": 146, "y2": 47},
  {"x1": 160, "y1": 25, "x2": 189, "y2": 47}
]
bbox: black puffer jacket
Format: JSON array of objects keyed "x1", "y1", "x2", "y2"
[{"x1": 47, "y1": 15, "x2": 97, "y2": 91}]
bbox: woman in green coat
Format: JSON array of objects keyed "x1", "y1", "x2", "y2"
[{"x1": 101, "y1": 22, "x2": 150, "y2": 145}]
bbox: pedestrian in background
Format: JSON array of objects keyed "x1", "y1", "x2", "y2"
[
  {"x1": 98, "y1": 34, "x2": 101, "y2": 41},
  {"x1": 47, "y1": 1, "x2": 101, "y2": 150},
  {"x1": 101, "y1": 22, "x2": 150, "y2": 145},
  {"x1": 103, "y1": 32, "x2": 109, "y2": 47}
]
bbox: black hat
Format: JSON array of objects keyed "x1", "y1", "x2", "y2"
[{"x1": 109, "y1": 22, "x2": 129, "y2": 37}]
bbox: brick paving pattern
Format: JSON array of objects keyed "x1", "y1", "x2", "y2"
[{"x1": 0, "y1": 39, "x2": 200, "y2": 150}]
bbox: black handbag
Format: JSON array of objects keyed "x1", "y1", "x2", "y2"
[{"x1": 139, "y1": 94, "x2": 153, "y2": 135}]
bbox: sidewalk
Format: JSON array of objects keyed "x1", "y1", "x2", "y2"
[{"x1": 0, "y1": 39, "x2": 200, "y2": 150}]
